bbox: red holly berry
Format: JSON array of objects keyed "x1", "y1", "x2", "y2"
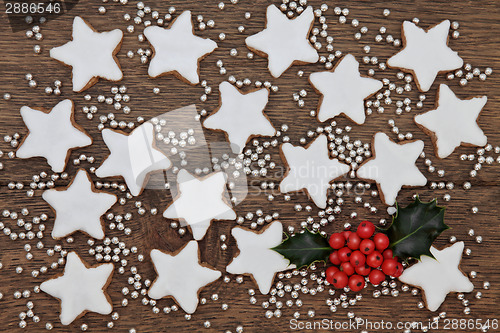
[
  {"x1": 360, "y1": 239, "x2": 375, "y2": 255},
  {"x1": 325, "y1": 266, "x2": 340, "y2": 284},
  {"x1": 374, "y1": 233, "x2": 390, "y2": 251},
  {"x1": 342, "y1": 230, "x2": 352, "y2": 240},
  {"x1": 332, "y1": 271, "x2": 349, "y2": 289},
  {"x1": 357, "y1": 221, "x2": 375, "y2": 239},
  {"x1": 366, "y1": 251, "x2": 383, "y2": 268},
  {"x1": 392, "y1": 262, "x2": 404, "y2": 278},
  {"x1": 348, "y1": 274, "x2": 365, "y2": 292},
  {"x1": 329, "y1": 251, "x2": 341, "y2": 265},
  {"x1": 350, "y1": 250, "x2": 366, "y2": 268},
  {"x1": 346, "y1": 232, "x2": 361, "y2": 250},
  {"x1": 381, "y1": 258, "x2": 398, "y2": 276},
  {"x1": 337, "y1": 247, "x2": 352, "y2": 262},
  {"x1": 329, "y1": 233, "x2": 345, "y2": 249},
  {"x1": 382, "y1": 248, "x2": 393, "y2": 259},
  {"x1": 340, "y1": 261, "x2": 355, "y2": 276},
  {"x1": 368, "y1": 269, "x2": 386, "y2": 285},
  {"x1": 355, "y1": 264, "x2": 371, "y2": 276}
]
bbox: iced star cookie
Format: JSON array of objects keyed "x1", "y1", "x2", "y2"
[
  {"x1": 96, "y1": 122, "x2": 172, "y2": 196},
  {"x1": 414, "y1": 84, "x2": 487, "y2": 159},
  {"x1": 309, "y1": 54, "x2": 383, "y2": 124},
  {"x1": 279, "y1": 134, "x2": 350, "y2": 209},
  {"x1": 16, "y1": 99, "x2": 92, "y2": 173},
  {"x1": 203, "y1": 81, "x2": 276, "y2": 154},
  {"x1": 356, "y1": 132, "x2": 427, "y2": 206},
  {"x1": 50, "y1": 16, "x2": 123, "y2": 92},
  {"x1": 163, "y1": 169, "x2": 236, "y2": 240},
  {"x1": 148, "y1": 241, "x2": 221, "y2": 314},
  {"x1": 226, "y1": 221, "x2": 294, "y2": 294},
  {"x1": 42, "y1": 169, "x2": 117, "y2": 240},
  {"x1": 245, "y1": 4, "x2": 319, "y2": 78},
  {"x1": 144, "y1": 11, "x2": 217, "y2": 85},
  {"x1": 398, "y1": 242, "x2": 474, "y2": 312},
  {"x1": 387, "y1": 20, "x2": 463, "y2": 92},
  {"x1": 40, "y1": 251, "x2": 114, "y2": 325}
]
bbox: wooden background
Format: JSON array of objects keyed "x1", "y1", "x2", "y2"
[{"x1": 0, "y1": 0, "x2": 499, "y2": 331}]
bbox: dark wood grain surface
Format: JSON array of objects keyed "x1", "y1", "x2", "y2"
[{"x1": 0, "y1": 0, "x2": 499, "y2": 332}]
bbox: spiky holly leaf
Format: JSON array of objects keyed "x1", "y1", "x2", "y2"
[
  {"x1": 386, "y1": 196, "x2": 449, "y2": 260},
  {"x1": 272, "y1": 229, "x2": 332, "y2": 268}
]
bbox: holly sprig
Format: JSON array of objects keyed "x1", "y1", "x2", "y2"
[
  {"x1": 272, "y1": 196, "x2": 449, "y2": 268},
  {"x1": 272, "y1": 229, "x2": 331, "y2": 268},
  {"x1": 384, "y1": 196, "x2": 449, "y2": 261}
]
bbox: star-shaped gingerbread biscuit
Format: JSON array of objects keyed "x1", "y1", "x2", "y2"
[
  {"x1": 163, "y1": 169, "x2": 236, "y2": 240},
  {"x1": 226, "y1": 222, "x2": 294, "y2": 294},
  {"x1": 148, "y1": 241, "x2": 221, "y2": 314},
  {"x1": 398, "y1": 242, "x2": 474, "y2": 312},
  {"x1": 356, "y1": 132, "x2": 427, "y2": 205},
  {"x1": 309, "y1": 54, "x2": 383, "y2": 124},
  {"x1": 96, "y1": 122, "x2": 172, "y2": 196},
  {"x1": 414, "y1": 84, "x2": 487, "y2": 158},
  {"x1": 40, "y1": 251, "x2": 114, "y2": 325},
  {"x1": 245, "y1": 5, "x2": 319, "y2": 78},
  {"x1": 50, "y1": 16, "x2": 123, "y2": 92},
  {"x1": 16, "y1": 99, "x2": 92, "y2": 173},
  {"x1": 387, "y1": 20, "x2": 463, "y2": 92},
  {"x1": 279, "y1": 134, "x2": 350, "y2": 208},
  {"x1": 203, "y1": 81, "x2": 276, "y2": 154},
  {"x1": 42, "y1": 169, "x2": 117, "y2": 240},
  {"x1": 144, "y1": 11, "x2": 217, "y2": 85}
]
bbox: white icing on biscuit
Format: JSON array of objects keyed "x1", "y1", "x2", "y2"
[
  {"x1": 148, "y1": 241, "x2": 221, "y2": 314},
  {"x1": 163, "y1": 169, "x2": 236, "y2": 240},
  {"x1": 50, "y1": 16, "x2": 123, "y2": 92},
  {"x1": 387, "y1": 20, "x2": 463, "y2": 92},
  {"x1": 356, "y1": 132, "x2": 426, "y2": 205},
  {"x1": 144, "y1": 11, "x2": 217, "y2": 84},
  {"x1": 96, "y1": 122, "x2": 172, "y2": 196},
  {"x1": 226, "y1": 222, "x2": 294, "y2": 294},
  {"x1": 245, "y1": 5, "x2": 319, "y2": 78},
  {"x1": 309, "y1": 54, "x2": 383, "y2": 124},
  {"x1": 415, "y1": 84, "x2": 487, "y2": 158},
  {"x1": 42, "y1": 169, "x2": 117, "y2": 240},
  {"x1": 203, "y1": 81, "x2": 275, "y2": 154},
  {"x1": 279, "y1": 134, "x2": 350, "y2": 208},
  {"x1": 40, "y1": 252, "x2": 114, "y2": 325},
  {"x1": 398, "y1": 242, "x2": 474, "y2": 312},
  {"x1": 16, "y1": 99, "x2": 92, "y2": 173}
]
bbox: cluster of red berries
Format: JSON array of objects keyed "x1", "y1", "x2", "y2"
[{"x1": 325, "y1": 221, "x2": 404, "y2": 292}]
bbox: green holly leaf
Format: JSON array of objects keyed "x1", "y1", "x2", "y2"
[
  {"x1": 272, "y1": 229, "x2": 332, "y2": 268},
  {"x1": 386, "y1": 196, "x2": 449, "y2": 261}
]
